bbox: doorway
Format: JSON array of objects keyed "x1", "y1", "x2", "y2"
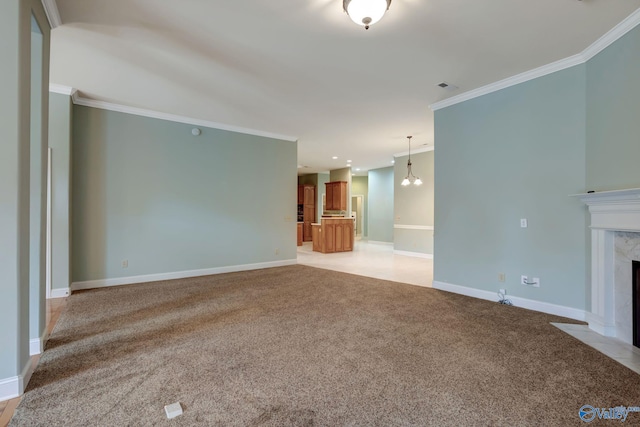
[{"x1": 351, "y1": 195, "x2": 364, "y2": 238}]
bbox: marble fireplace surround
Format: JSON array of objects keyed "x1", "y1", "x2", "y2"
[{"x1": 577, "y1": 188, "x2": 640, "y2": 345}]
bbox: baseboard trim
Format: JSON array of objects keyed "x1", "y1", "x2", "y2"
[
  {"x1": 393, "y1": 250, "x2": 433, "y2": 259},
  {"x1": 29, "y1": 329, "x2": 47, "y2": 356},
  {"x1": 367, "y1": 241, "x2": 393, "y2": 245},
  {"x1": 585, "y1": 312, "x2": 617, "y2": 337},
  {"x1": 0, "y1": 359, "x2": 32, "y2": 401},
  {"x1": 49, "y1": 287, "x2": 70, "y2": 298},
  {"x1": 71, "y1": 259, "x2": 297, "y2": 291},
  {"x1": 432, "y1": 280, "x2": 586, "y2": 321}
]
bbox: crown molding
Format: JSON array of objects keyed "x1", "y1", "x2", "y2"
[
  {"x1": 582, "y1": 7, "x2": 640, "y2": 62},
  {"x1": 49, "y1": 84, "x2": 76, "y2": 96},
  {"x1": 41, "y1": 0, "x2": 62, "y2": 28},
  {"x1": 430, "y1": 7, "x2": 640, "y2": 111},
  {"x1": 46, "y1": 85, "x2": 298, "y2": 142},
  {"x1": 72, "y1": 96, "x2": 298, "y2": 142},
  {"x1": 48, "y1": 84, "x2": 297, "y2": 141},
  {"x1": 429, "y1": 53, "x2": 584, "y2": 111}
]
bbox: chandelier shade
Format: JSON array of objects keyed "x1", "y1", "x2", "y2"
[{"x1": 343, "y1": 0, "x2": 392, "y2": 30}]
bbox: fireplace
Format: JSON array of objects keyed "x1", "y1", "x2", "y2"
[
  {"x1": 576, "y1": 188, "x2": 640, "y2": 345},
  {"x1": 635, "y1": 260, "x2": 640, "y2": 348}
]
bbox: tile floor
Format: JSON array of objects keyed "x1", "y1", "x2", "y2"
[
  {"x1": 297, "y1": 240, "x2": 433, "y2": 288},
  {"x1": 552, "y1": 323, "x2": 640, "y2": 375},
  {"x1": 0, "y1": 298, "x2": 66, "y2": 427}
]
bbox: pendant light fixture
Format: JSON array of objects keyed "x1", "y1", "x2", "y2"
[
  {"x1": 401, "y1": 136, "x2": 422, "y2": 186},
  {"x1": 343, "y1": 0, "x2": 392, "y2": 30}
]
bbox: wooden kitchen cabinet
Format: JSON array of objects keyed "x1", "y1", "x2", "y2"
[
  {"x1": 297, "y1": 185, "x2": 304, "y2": 205},
  {"x1": 312, "y1": 224, "x2": 321, "y2": 252},
  {"x1": 300, "y1": 185, "x2": 316, "y2": 242},
  {"x1": 312, "y1": 218, "x2": 354, "y2": 253},
  {"x1": 297, "y1": 223, "x2": 303, "y2": 246},
  {"x1": 324, "y1": 181, "x2": 347, "y2": 211},
  {"x1": 304, "y1": 185, "x2": 315, "y2": 205},
  {"x1": 333, "y1": 221, "x2": 353, "y2": 252},
  {"x1": 324, "y1": 222, "x2": 335, "y2": 253}
]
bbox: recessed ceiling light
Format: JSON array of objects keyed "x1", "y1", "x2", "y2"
[
  {"x1": 356, "y1": 168, "x2": 361, "y2": 171},
  {"x1": 391, "y1": 160, "x2": 395, "y2": 164},
  {"x1": 332, "y1": 156, "x2": 338, "y2": 159},
  {"x1": 347, "y1": 160, "x2": 352, "y2": 163}
]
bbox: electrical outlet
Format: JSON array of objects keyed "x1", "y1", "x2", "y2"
[
  {"x1": 520, "y1": 218, "x2": 528, "y2": 228},
  {"x1": 532, "y1": 277, "x2": 540, "y2": 287},
  {"x1": 122, "y1": 260, "x2": 128, "y2": 268},
  {"x1": 498, "y1": 272, "x2": 505, "y2": 282},
  {"x1": 521, "y1": 275, "x2": 528, "y2": 285}
]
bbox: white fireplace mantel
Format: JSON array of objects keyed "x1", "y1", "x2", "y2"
[{"x1": 574, "y1": 188, "x2": 640, "y2": 342}]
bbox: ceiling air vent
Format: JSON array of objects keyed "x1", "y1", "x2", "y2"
[{"x1": 437, "y1": 82, "x2": 458, "y2": 91}]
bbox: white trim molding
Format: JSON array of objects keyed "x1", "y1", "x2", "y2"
[
  {"x1": 41, "y1": 0, "x2": 62, "y2": 29},
  {"x1": 49, "y1": 287, "x2": 70, "y2": 299},
  {"x1": 393, "y1": 224, "x2": 434, "y2": 231},
  {"x1": 0, "y1": 359, "x2": 33, "y2": 401},
  {"x1": 366, "y1": 240, "x2": 394, "y2": 246},
  {"x1": 582, "y1": 8, "x2": 640, "y2": 62},
  {"x1": 48, "y1": 85, "x2": 298, "y2": 142},
  {"x1": 49, "y1": 84, "x2": 76, "y2": 96},
  {"x1": 433, "y1": 280, "x2": 586, "y2": 321},
  {"x1": 393, "y1": 250, "x2": 433, "y2": 259},
  {"x1": 29, "y1": 330, "x2": 47, "y2": 356},
  {"x1": 71, "y1": 259, "x2": 297, "y2": 291},
  {"x1": 430, "y1": 7, "x2": 640, "y2": 111},
  {"x1": 73, "y1": 96, "x2": 298, "y2": 142}
]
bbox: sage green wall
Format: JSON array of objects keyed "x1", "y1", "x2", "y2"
[
  {"x1": 351, "y1": 175, "x2": 368, "y2": 237},
  {"x1": 49, "y1": 92, "x2": 73, "y2": 292},
  {"x1": 367, "y1": 167, "x2": 394, "y2": 243},
  {"x1": 298, "y1": 174, "x2": 317, "y2": 186},
  {"x1": 72, "y1": 106, "x2": 297, "y2": 283},
  {"x1": 434, "y1": 66, "x2": 587, "y2": 309},
  {"x1": 586, "y1": 25, "x2": 640, "y2": 191},
  {"x1": 317, "y1": 173, "x2": 329, "y2": 219},
  {"x1": 0, "y1": 0, "x2": 50, "y2": 392},
  {"x1": 394, "y1": 150, "x2": 434, "y2": 254}
]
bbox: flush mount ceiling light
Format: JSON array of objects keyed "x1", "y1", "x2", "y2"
[
  {"x1": 343, "y1": 0, "x2": 391, "y2": 30},
  {"x1": 401, "y1": 136, "x2": 422, "y2": 187}
]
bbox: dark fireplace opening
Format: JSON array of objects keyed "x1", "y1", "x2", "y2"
[{"x1": 634, "y1": 260, "x2": 640, "y2": 348}]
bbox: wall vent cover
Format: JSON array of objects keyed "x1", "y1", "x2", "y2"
[{"x1": 437, "y1": 82, "x2": 458, "y2": 91}]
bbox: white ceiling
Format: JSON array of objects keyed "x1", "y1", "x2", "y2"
[{"x1": 50, "y1": 0, "x2": 640, "y2": 175}]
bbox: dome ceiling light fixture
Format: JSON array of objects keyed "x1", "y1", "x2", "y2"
[
  {"x1": 343, "y1": 0, "x2": 392, "y2": 30},
  {"x1": 401, "y1": 136, "x2": 422, "y2": 187}
]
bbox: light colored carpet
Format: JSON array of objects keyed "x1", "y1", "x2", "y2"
[{"x1": 10, "y1": 265, "x2": 640, "y2": 426}]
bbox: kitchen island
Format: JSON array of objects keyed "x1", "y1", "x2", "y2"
[{"x1": 312, "y1": 217, "x2": 354, "y2": 253}]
